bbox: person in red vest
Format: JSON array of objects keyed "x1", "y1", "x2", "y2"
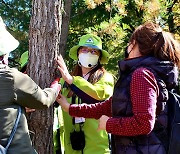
[{"x1": 56, "y1": 22, "x2": 180, "y2": 154}]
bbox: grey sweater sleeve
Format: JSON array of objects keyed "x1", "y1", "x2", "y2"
[{"x1": 12, "y1": 69, "x2": 57, "y2": 109}]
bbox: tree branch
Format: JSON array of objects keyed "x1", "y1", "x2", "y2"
[
  {"x1": 1, "y1": 0, "x2": 12, "y2": 9},
  {"x1": 167, "y1": 0, "x2": 178, "y2": 12}
]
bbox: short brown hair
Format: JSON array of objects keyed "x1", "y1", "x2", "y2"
[{"x1": 130, "y1": 22, "x2": 180, "y2": 67}]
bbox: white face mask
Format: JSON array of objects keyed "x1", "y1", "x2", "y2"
[{"x1": 78, "y1": 52, "x2": 99, "y2": 68}]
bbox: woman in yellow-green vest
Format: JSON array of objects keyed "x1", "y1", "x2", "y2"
[{"x1": 54, "y1": 34, "x2": 114, "y2": 154}]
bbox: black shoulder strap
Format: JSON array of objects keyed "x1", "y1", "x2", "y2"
[
  {"x1": 168, "y1": 90, "x2": 180, "y2": 125},
  {"x1": 71, "y1": 95, "x2": 84, "y2": 126},
  {"x1": 167, "y1": 90, "x2": 180, "y2": 153},
  {"x1": 72, "y1": 94, "x2": 76, "y2": 125}
]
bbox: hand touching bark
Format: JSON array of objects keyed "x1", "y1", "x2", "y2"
[
  {"x1": 56, "y1": 93, "x2": 70, "y2": 112},
  {"x1": 56, "y1": 55, "x2": 73, "y2": 84},
  {"x1": 50, "y1": 78, "x2": 61, "y2": 95}
]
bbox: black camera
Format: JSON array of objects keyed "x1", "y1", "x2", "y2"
[{"x1": 70, "y1": 130, "x2": 85, "y2": 150}]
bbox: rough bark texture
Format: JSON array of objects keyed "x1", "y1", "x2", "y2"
[
  {"x1": 27, "y1": 0, "x2": 62, "y2": 153},
  {"x1": 60, "y1": 0, "x2": 72, "y2": 57}
]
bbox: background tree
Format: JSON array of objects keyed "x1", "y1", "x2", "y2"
[
  {"x1": 0, "y1": 0, "x2": 31, "y2": 60},
  {"x1": 60, "y1": 0, "x2": 72, "y2": 58},
  {"x1": 68, "y1": 0, "x2": 180, "y2": 76},
  {"x1": 1, "y1": 0, "x2": 179, "y2": 75},
  {"x1": 27, "y1": 0, "x2": 63, "y2": 153}
]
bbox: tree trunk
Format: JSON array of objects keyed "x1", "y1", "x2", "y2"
[
  {"x1": 27, "y1": 0, "x2": 62, "y2": 153},
  {"x1": 60, "y1": 0, "x2": 72, "y2": 57},
  {"x1": 167, "y1": 0, "x2": 177, "y2": 33}
]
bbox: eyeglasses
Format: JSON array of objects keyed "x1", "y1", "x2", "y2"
[{"x1": 79, "y1": 48, "x2": 100, "y2": 55}]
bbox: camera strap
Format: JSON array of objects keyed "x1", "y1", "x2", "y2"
[
  {"x1": 71, "y1": 94, "x2": 84, "y2": 154},
  {"x1": 72, "y1": 94, "x2": 76, "y2": 125},
  {"x1": 72, "y1": 94, "x2": 84, "y2": 125}
]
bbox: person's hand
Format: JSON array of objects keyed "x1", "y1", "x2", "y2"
[
  {"x1": 25, "y1": 107, "x2": 35, "y2": 113},
  {"x1": 50, "y1": 78, "x2": 61, "y2": 95},
  {"x1": 97, "y1": 115, "x2": 109, "y2": 131},
  {"x1": 56, "y1": 93, "x2": 70, "y2": 112},
  {"x1": 56, "y1": 55, "x2": 73, "y2": 84}
]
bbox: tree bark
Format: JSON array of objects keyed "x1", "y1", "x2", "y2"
[
  {"x1": 59, "y1": 0, "x2": 72, "y2": 57},
  {"x1": 27, "y1": 0, "x2": 62, "y2": 153}
]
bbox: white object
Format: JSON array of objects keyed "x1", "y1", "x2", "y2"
[{"x1": 0, "y1": 16, "x2": 19, "y2": 56}]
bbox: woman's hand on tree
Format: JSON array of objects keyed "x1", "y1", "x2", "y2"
[
  {"x1": 56, "y1": 55, "x2": 73, "y2": 84},
  {"x1": 56, "y1": 93, "x2": 70, "y2": 112},
  {"x1": 50, "y1": 78, "x2": 61, "y2": 95}
]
